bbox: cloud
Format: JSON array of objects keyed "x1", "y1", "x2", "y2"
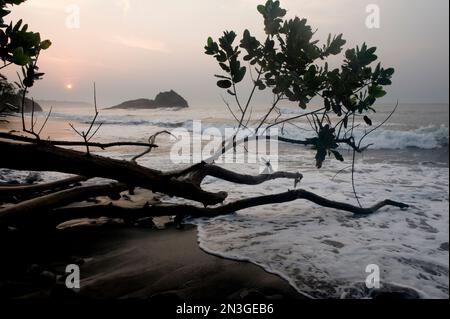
[
  {"x1": 44, "y1": 55, "x2": 113, "y2": 69},
  {"x1": 112, "y1": 36, "x2": 169, "y2": 53}
]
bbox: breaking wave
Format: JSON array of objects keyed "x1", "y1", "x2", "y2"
[{"x1": 51, "y1": 111, "x2": 448, "y2": 150}]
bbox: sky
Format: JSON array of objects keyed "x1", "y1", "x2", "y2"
[{"x1": 3, "y1": 0, "x2": 449, "y2": 107}]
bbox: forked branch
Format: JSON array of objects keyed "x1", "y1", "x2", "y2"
[{"x1": 44, "y1": 189, "x2": 409, "y2": 228}]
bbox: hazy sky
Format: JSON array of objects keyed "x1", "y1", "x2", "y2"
[{"x1": 4, "y1": 0, "x2": 449, "y2": 107}]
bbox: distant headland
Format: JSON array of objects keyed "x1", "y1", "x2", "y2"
[
  {"x1": 0, "y1": 95, "x2": 43, "y2": 113},
  {"x1": 107, "y1": 90, "x2": 189, "y2": 110}
]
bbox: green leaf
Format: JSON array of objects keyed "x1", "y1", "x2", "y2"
[
  {"x1": 299, "y1": 100, "x2": 307, "y2": 109},
  {"x1": 257, "y1": 5, "x2": 266, "y2": 14},
  {"x1": 31, "y1": 32, "x2": 41, "y2": 46},
  {"x1": 217, "y1": 80, "x2": 232, "y2": 89},
  {"x1": 233, "y1": 66, "x2": 246, "y2": 83},
  {"x1": 215, "y1": 51, "x2": 227, "y2": 63},
  {"x1": 363, "y1": 116, "x2": 373, "y2": 126},
  {"x1": 12, "y1": 47, "x2": 30, "y2": 65},
  {"x1": 13, "y1": 19, "x2": 22, "y2": 32},
  {"x1": 343, "y1": 116, "x2": 348, "y2": 129},
  {"x1": 384, "y1": 68, "x2": 395, "y2": 77},
  {"x1": 40, "y1": 39, "x2": 52, "y2": 50},
  {"x1": 219, "y1": 62, "x2": 230, "y2": 73},
  {"x1": 369, "y1": 85, "x2": 387, "y2": 98},
  {"x1": 374, "y1": 89, "x2": 386, "y2": 98},
  {"x1": 315, "y1": 148, "x2": 327, "y2": 169},
  {"x1": 378, "y1": 78, "x2": 392, "y2": 86}
]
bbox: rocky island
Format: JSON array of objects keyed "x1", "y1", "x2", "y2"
[{"x1": 108, "y1": 90, "x2": 189, "y2": 110}]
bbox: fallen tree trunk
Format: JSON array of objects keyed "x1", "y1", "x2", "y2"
[
  {"x1": 0, "y1": 183, "x2": 129, "y2": 223},
  {"x1": 0, "y1": 139, "x2": 409, "y2": 229},
  {"x1": 0, "y1": 140, "x2": 228, "y2": 206},
  {"x1": 46, "y1": 189, "x2": 409, "y2": 227},
  {"x1": 0, "y1": 141, "x2": 305, "y2": 207},
  {"x1": 0, "y1": 176, "x2": 89, "y2": 201}
]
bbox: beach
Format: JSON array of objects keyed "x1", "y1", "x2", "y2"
[
  {"x1": 0, "y1": 223, "x2": 303, "y2": 300},
  {"x1": 76, "y1": 224, "x2": 303, "y2": 300},
  {"x1": 1, "y1": 102, "x2": 449, "y2": 299},
  {"x1": 0, "y1": 115, "x2": 303, "y2": 299}
]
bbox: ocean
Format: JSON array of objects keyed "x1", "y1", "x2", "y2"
[{"x1": 1, "y1": 102, "x2": 448, "y2": 299}]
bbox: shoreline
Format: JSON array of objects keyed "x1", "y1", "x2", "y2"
[
  {"x1": 79, "y1": 224, "x2": 305, "y2": 300},
  {"x1": 0, "y1": 223, "x2": 305, "y2": 300}
]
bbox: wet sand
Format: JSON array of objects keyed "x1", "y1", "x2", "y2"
[
  {"x1": 77, "y1": 224, "x2": 303, "y2": 300},
  {"x1": 0, "y1": 223, "x2": 304, "y2": 300}
]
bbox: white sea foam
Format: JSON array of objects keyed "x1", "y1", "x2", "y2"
[
  {"x1": 192, "y1": 160, "x2": 449, "y2": 299},
  {"x1": 51, "y1": 109, "x2": 448, "y2": 151},
  {"x1": 278, "y1": 124, "x2": 449, "y2": 150},
  {"x1": 51, "y1": 111, "x2": 192, "y2": 128},
  {"x1": 357, "y1": 125, "x2": 449, "y2": 150}
]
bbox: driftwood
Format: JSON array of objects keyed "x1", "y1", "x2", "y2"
[
  {"x1": 0, "y1": 140, "x2": 307, "y2": 207},
  {"x1": 0, "y1": 176, "x2": 89, "y2": 201},
  {"x1": 45, "y1": 189, "x2": 409, "y2": 228},
  {"x1": 0, "y1": 134, "x2": 409, "y2": 229},
  {"x1": 0, "y1": 183, "x2": 129, "y2": 223},
  {"x1": 0, "y1": 140, "x2": 228, "y2": 206},
  {"x1": 166, "y1": 162, "x2": 303, "y2": 187}
]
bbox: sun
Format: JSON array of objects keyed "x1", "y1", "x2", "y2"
[{"x1": 66, "y1": 84, "x2": 73, "y2": 90}]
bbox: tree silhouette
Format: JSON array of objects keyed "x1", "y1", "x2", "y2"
[
  {"x1": 205, "y1": 0, "x2": 395, "y2": 170},
  {"x1": 0, "y1": 1, "x2": 408, "y2": 232}
]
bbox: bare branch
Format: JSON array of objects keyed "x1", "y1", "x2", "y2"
[
  {"x1": 357, "y1": 101, "x2": 399, "y2": 149},
  {"x1": 256, "y1": 94, "x2": 282, "y2": 133},
  {"x1": 237, "y1": 68, "x2": 262, "y2": 131},
  {"x1": 175, "y1": 163, "x2": 303, "y2": 188},
  {"x1": 221, "y1": 95, "x2": 243, "y2": 127},
  {"x1": 37, "y1": 107, "x2": 53, "y2": 136},
  {"x1": 131, "y1": 130, "x2": 174, "y2": 163},
  {"x1": 68, "y1": 83, "x2": 103, "y2": 155},
  {"x1": 47, "y1": 189, "x2": 409, "y2": 227},
  {"x1": 265, "y1": 107, "x2": 327, "y2": 133},
  {"x1": 0, "y1": 132, "x2": 159, "y2": 149}
]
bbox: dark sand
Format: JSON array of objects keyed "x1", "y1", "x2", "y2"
[
  {"x1": 78, "y1": 225, "x2": 303, "y2": 300},
  {"x1": 0, "y1": 223, "x2": 303, "y2": 300}
]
